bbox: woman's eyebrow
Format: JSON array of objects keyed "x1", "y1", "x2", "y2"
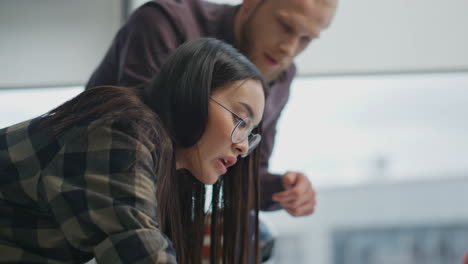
[{"x1": 239, "y1": 102, "x2": 254, "y2": 118}]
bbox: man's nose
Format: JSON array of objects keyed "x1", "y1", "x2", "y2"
[{"x1": 278, "y1": 35, "x2": 299, "y2": 57}]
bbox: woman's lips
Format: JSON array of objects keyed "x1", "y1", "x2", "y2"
[
  {"x1": 217, "y1": 159, "x2": 227, "y2": 174},
  {"x1": 216, "y1": 156, "x2": 236, "y2": 175}
]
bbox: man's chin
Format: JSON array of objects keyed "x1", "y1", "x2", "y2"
[
  {"x1": 250, "y1": 57, "x2": 285, "y2": 82},
  {"x1": 262, "y1": 70, "x2": 282, "y2": 83},
  {"x1": 256, "y1": 63, "x2": 286, "y2": 82}
]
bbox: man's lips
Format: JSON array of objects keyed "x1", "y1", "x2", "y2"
[{"x1": 264, "y1": 53, "x2": 279, "y2": 66}]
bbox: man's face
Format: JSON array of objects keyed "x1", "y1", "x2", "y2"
[{"x1": 238, "y1": 0, "x2": 336, "y2": 82}]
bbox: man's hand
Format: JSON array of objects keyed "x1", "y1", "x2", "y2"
[{"x1": 271, "y1": 172, "x2": 316, "y2": 217}]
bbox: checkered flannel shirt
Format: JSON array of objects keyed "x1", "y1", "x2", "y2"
[{"x1": 0, "y1": 116, "x2": 177, "y2": 263}]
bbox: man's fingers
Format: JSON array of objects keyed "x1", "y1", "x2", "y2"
[
  {"x1": 273, "y1": 172, "x2": 317, "y2": 217},
  {"x1": 272, "y1": 187, "x2": 302, "y2": 202},
  {"x1": 280, "y1": 188, "x2": 316, "y2": 210},
  {"x1": 282, "y1": 171, "x2": 308, "y2": 187},
  {"x1": 281, "y1": 171, "x2": 299, "y2": 186},
  {"x1": 285, "y1": 199, "x2": 316, "y2": 217},
  {"x1": 272, "y1": 178, "x2": 312, "y2": 202}
]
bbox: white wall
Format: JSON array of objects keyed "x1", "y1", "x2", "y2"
[
  {"x1": 296, "y1": 0, "x2": 468, "y2": 75},
  {"x1": 0, "y1": 0, "x2": 122, "y2": 89}
]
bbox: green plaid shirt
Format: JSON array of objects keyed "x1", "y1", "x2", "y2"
[{"x1": 0, "y1": 117, "x2": 177, "y2": 263}]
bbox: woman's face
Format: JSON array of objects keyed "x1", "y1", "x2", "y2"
[{"x1": 176, "y1": 79, "x2": 265, "y2": 184}]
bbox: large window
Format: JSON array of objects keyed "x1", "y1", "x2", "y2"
[{"x1": 269, "y1": 72, "x2": 468, "y2": 186}]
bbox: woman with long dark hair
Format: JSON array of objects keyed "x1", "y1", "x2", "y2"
[{"x1": 0, "y1": 38, "x2": 267, "y2": 264}]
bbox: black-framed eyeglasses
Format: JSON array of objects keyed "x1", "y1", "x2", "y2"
[{"x1": 209, "y1": 97, "x2": 261, "y2": 158}]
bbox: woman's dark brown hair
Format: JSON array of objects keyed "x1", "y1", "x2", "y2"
[{"x1": 42, "y1": 38, "x2": 267, "y2": 263}]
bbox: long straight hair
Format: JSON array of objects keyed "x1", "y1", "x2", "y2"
[
  {"x1": 42, "y1": 38, "x2": 267, "y2": 263},
  {"x1": 146, "y1": 38, "x2": 267, "y2": 264}
]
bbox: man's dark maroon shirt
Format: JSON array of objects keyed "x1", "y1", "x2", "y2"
[{"x1": 86, "y1": 0, "x2": 297, "y2": 210}]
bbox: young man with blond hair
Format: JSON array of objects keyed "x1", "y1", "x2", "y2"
[{"x1": 87, "y1": 0, "x2": 337, "y2": 218}]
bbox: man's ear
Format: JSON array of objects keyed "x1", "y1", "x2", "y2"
[{"x1": 241, "y1": 0, "x2": 263, "y2": 14}]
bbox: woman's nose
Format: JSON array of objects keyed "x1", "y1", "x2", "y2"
[{"x1": 233, "y1": 137, "x2": 249, "y2": 157}]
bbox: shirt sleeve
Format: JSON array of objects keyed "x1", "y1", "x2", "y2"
[
  {"x1": 40, "y1": 121, "x2": 177, "y2": 263},
  {"x1": 259, "y1": 115, "x2": 285, "y2": 211},
  {"x1": 86, "y1": 3, "x2": 184, "y2": 89},
  {"x1": 258, "y1": 65, "x2": 297, "y2": 211}
]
